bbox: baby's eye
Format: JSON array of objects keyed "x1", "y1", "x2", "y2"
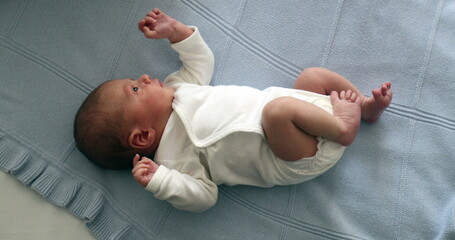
[{"x1": 132, "y1": 87, "x2": 138, "y2": 92}]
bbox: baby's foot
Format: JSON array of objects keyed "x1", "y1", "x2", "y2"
[
  {"x1": 362, "y1": 82, "x2": 393, "y2": 123},
  {"x1": 330, "y1": 90, "x2": 362, "y2": 146}
]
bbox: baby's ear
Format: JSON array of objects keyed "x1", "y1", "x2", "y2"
[{"x1": 128, "y1": 127, "x2": 156, "y2": 149}]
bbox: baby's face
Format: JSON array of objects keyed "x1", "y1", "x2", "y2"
[{"x1": 104, "y1": 74, "x2": 175, "y2": 127}]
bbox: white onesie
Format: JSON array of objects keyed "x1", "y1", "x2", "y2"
[{"x1": 146, "y1": 27, "x2": 345, "y2": 212}]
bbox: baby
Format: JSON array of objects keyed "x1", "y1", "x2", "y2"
[{"x1": 74, "y1": 9, "x2": 392, "y2": 212}]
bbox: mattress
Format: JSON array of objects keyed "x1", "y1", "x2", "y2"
[{"x1": 1, "y1": 0, "x2": 454, "y2": 239}]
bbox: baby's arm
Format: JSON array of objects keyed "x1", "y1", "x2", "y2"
[
  {"x1": 164, "y1": 27, "x2": 215, "y2": 86},
  {"x1": 132, "y1": 155, "x2": 218, "y2": 213},
  {"x1": 138, "y1": 8, "x2": 193, "y2": 44},
  {"x1": 138, "y1": 8, "x2": 214, "y2": 86},
  {"x1": 147, "y1": 165, "x2": 218, "y2": 213}
]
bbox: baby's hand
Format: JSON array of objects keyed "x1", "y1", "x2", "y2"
[
  {"x1": 138, "y1": 8, "x2": 177, "y2": 40},
  {"x1": 132, "y1": 154, "x2": 159, "y2": 187}
]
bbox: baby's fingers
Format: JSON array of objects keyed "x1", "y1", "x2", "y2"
[
  {"x1": 135, "y1": 167, "x2": 147, "y2": 177},
  {"x1": 135, "y1": 162, "x2": 152, "y2": 170},
  {"x1": 134, "y1": 168, "x2": 151, "y2": 187},
  {"x1": 147, "y1": 8, "x2": 161, "y2": 18},
  {"x1": 138, "y1": 16, "x2": 157, "y2": 33},
  {"x1": 144, "y1": 16, "x2": 157, "y2": 25},
  {"x1": 142, "y1": 27, "x2": 159, "y2": 39},
  {"x1": 146, "y1": 11, "x2": 156, "y2": 19},
  {"x1": 133, "y1": 154, "x2": 141, "y2": 166},
  {"x1": 138, "y1": 19, "x2": 146, "y2": 32}
]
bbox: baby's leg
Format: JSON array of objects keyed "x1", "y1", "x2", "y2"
[
  {"x1": 262, "y1": 92, "x2": 361, "y2": 161},
  {"x1": 294, "y1": 67, "x2": 392, "y2": 122}
]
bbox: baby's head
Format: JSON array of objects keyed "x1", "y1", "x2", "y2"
[{"x1": 74, "y1": 75, "x2": 174, "y2": 169}]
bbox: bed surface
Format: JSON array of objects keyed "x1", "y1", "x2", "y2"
[
  {"x1": 1, "y1": 0, "x2": 454, "y2": 239},
  {"x1": 0, "y1": 171, "x2": 95, "y2": 240}
]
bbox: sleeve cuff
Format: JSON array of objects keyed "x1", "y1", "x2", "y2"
[
  {"x1": 145, "y1": 165, "x2": 170, "y2": 193},
  {"x1": 170, "y1": 26, "x2": 200, "y2": 50}
]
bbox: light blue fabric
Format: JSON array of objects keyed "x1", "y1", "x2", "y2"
[{"x1": 1, "y1": 0, "x2": 454, "y2": 239}]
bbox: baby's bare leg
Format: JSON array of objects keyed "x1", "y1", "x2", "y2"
[
  {"x1": 262, "y1": 92, "x2": 361, "y2": 161},
  {"x1": 293, "y1": 67, "x2": 361, "y2": 96},
  {"x1": 294, "y1": 67, "x2": 392, "y2": 122}
]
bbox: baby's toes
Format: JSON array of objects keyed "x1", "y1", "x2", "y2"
[
  {"x1": 349, "y1": 92, "x2": 358, "y2": 103},
  {"x1": 381, "y1": 85, "x2": 388, "y2": 95},
  {"x1": 381, "y1": 82, "x2": 392, "y2": 95},
  {"x1": 339, "y1": 90, "x2": 346, "y2": 100},
  {"x1": 345, "y1": 90, "x2": 352, "y2": 99},
  {"x1": 330, "y1": 91, "x2": 340, "y2": 103}
]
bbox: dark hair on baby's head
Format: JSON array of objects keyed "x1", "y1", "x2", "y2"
[{"x1": 73, "y1": 81, "x2": 135, "y2": 170}]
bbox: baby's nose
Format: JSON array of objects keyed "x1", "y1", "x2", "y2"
[{"x1": 139, "y1": 74, "x2": 152, "y2": 84}]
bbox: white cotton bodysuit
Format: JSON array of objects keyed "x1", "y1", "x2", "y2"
[{"x1": 145, "y1": 27, "x2": 346, "y2": 212}]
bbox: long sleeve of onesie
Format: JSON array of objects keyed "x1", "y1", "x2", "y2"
[
  {"x1": 146, "y1": 163, "x2": 218, "y2": 213},
  {"x1": 145, "y1": 26, "x2": 217, "y2": 213},
  {"x1": 164, "y1": 26, "x2": 214, "y2": 86}
]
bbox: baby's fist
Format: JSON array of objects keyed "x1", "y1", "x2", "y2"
[
  {"x1": 138, "y1": 8, "x2": 177, "y2": 39},
  {"x1": 132, "y1": 154, "x2": 159, "y2": 187}
]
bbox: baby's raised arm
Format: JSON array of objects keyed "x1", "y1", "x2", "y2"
[{"x1": 138, "y1": 8, "x2": 193, "y2": 44}]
